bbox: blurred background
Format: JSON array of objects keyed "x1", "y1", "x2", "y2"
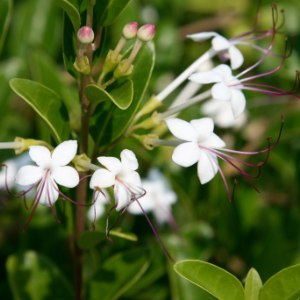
[{"x1": 1, "y1": 0, "x2": 300, "y2": 299}]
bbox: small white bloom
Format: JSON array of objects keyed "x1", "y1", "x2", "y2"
[
  {"x1": 187, "y1": 32, "x2": 244, "y2": 70},
  {"x1": 189, "y1": 64, "x2": 246, "y2": 118},
  {"x1": 90, "y1": 149, "x2": 142, "y2": 211},
  {"x1": 15, "y1": 141, "x2": 79, "y2": 207},
  {"x1": 166, "y1": 118, "x2": 226, "y2": 184},
  {"x1": 128, "y1": 169, "x2": 177, "y2": 224},
  {"x1": 87, "y1": 190, "x2": 110, "y2": 221}
]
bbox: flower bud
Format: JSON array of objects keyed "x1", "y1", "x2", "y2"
[
  {"x1": 77, "y1": 26, "x2": 94, "y2": 44},
  {"x1": 137, "y1": 24, "x2": 156, "y2": 42},
  {"x1": 123, "y1": 22, "x2": 138, "y2": 40}
]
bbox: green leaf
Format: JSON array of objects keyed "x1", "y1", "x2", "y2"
[
  {"x1": 87, "y1": 248, "x2": 150, "y2": 300},
  {"x1": 260, "y1": 264, "x2": 300, "y2": 300},
  {"x1": 174, "y1": 260, "x2": 245, "y2": 300},
  {"x1": 77, "y1": 229, "x2": 138, "y2": 250},
  {"x1": 6, "y1": 250, "x2": 73, "y2": 300},
  {"x1": 0, "y1": 0, "x2": 12, "y2": 56},
  {"x1": 9, "y1": 79, "x2": 70, "y2": 144},
  {"x1": 85, "y1": 80, "x2": 133, "y2": 111},
  {"x1": 245, "y1": 268, "x2": 262, "y2": 300},
  {"x1": 94, "y1": 0, "x2": 131, "y2": 26},
  {"x1": 54, "y1": 0, "x2": 80, "y2": 30},
  {"x1": 90, "y1": 42, "x2": 155, "y2": 148}
]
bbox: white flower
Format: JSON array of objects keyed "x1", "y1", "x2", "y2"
[
  {"x1": 128, "y1": 169, "x2": 177, "y2": 224},
  {"x1": 166, "y1": 118, "x2": 225, "y2": 184},
  {"x1": 87, "y1": 190, "x2": 109, "y2": 221},
  {"x1": 189, "y1": 64, "x2": 246, "y2": 118},
  {"x1": 90, "y1": 149, "x2": 142, "y2": 211},
  {"x1": 15, "y1": 141, "x2": 79, "y2": 207},
  {"x1": 187, "y1": 32, "x2": 244, "y2": 70}
]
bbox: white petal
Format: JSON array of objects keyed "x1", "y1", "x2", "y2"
[
  {"x1": 212, "y1": 82, "x2": 232, "y2": 101},
  {"x1": 190, "y1": 118, "x2": 214, "y2": 141},
  {"x1": 201, "y1": 99, "x2": 220, "y2": 115},
  {"x1": 29, "y1": 146, "x2": 51, "y2": 168},
  {"x1": 186, "y1": 31, "x2": 218, "y2": 42},
  {"x1": 189, "y1": 71, "x2": 222, "y2": 84},
  {"x1": 212, "y1": 36, "x2": 231, "y2": 51},
  {"x1": 127, "y1": 201, "x2": 144, "y2": 214},
  {"x1": 172, "y1": 142, "x2": 201, "y2": 167},
  {"x1": 119, "y1": 170, "x2": 141, "y2": 187},
  {"x1": 166, "y1": 118, "x2": 198, "y2": 142},
  {"x1": 15, "y1": 166, "x2": 44, "y2": 186},
  {"x1": 200, "y1": 133, "x2": 226, "y2": 148},
  {"x1": 90, "y1": 168, "x2": 115, "y2": 189},
  {"x1": 212, "y1": 64, "x2": 232, "y2": 77},
  {"x1": 114, "y1": 182, "x2": 130, "y2": 211},
  {"x1": 229, "y1": 46, "x2": 244, "y2": 70},
  {"x1": 197, "y1": 152, "x2": 218, "y2": 184},
  {"x1": 52, "y1": 140, "x2": 78, "y2": 167},
  {"x1": 87, "y1": 192, "x2": 108, "y2": 221},
  {"x1": 38, "y1": 178, "x2": 59, "y2": 207},
  {"x1": 97, "y1": 156, "x2": 123, "y2": 174},
  {"x1": 121, "y1": 149, "x2": 138, "y2": 172},
  {"x1": 52, "y1": 166, "x2": 79, "y2": 188},
  {"x1": 231, "y1": 89, "x2": 246, "y2": 118}
]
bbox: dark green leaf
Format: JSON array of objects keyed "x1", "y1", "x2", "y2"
[
  {"x1": 260, "y1": 264, "x2": 300, "y2": 300},
  {"x1": 6, "y1": 251, "x2": 73, "y2": 300},
  {"x1": 9, "y1": 79, "x2": 70, "y2": 143},
  {"x1": 87, "y1": 248, "x2": 150, "y2": 300},
  {"x1": 174, "y1": 260, "x2": 245, "y2": 300},
  {"x1": 0, "y1": 0, "x2": 12, "y2": 56},
  {"x1": 54, "y1": 0, "x2": 80, "y2": 30},
  {"x1": 245, "y1": 268, "x2": 262, "y2": 300}
]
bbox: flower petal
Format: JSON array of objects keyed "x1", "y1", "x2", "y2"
[
  {"x1": 97, "y1": 157, "x2": 123, "y2": 174},
  {"x1": 166, "y1": 118, "x2": 198, "y2": 142},
  {"x1": 189, "y1": 71, "x2": 222, "y2": 84},
  {"x1": 52, "y1": 166, "x2": 79, "y2": 188},
  {"x1": 52, "y1": 140, "x2": 78, "y2": 167},
  {"x1": 212, "y1": 36, "x2": 231, "y2": 51},
  {"x1": 231, "y1": 89, "x2": 246, "y2": 118},
  {"x1": 197, "y1": 152, "x2": 218, "y2": 184},
  {"x1": 229, "y1": 46, "x2": 244, "y2": 70},
  {"x1": 200, "y1": 133, "x2": 226, "y2": 148},
  {"x1": 90, "y1": 168, "x2": 115, "y2": 189},
  {"x1": 186, "y1": 31, "x2": 218, "y2": 42},
  {"x1": 15, "y1": 166, "x2": 44, "y2": 186},
  {"x1": 190, "y1": 118, "x2": 214, "y2": 141},
  {"x1": 201, "y1": 98, "x2": 220, "y2": 115},
  {"x1": 38, "y1": 178, "x2": 59, "y2": 207},
  {"x1": 119, "y1": 170, "x2": 141, "y2": 187},
  {"x1": 29, "y1": 146, "x2": 52, "y2": 168},
  {"x1": 212, "y1": 82, "x2": 232, "y2": 101},
  {"x1": 172, "y1": 142, "x2": 201, "y2": 167},
  {"x1": 121, "y1": 149, "x2": 138, "y2": 172},
  {"x1": 213, "y1": 64, "x2": 232, "y2": 77},
  {"x1": 114, "y1": 182, "x2": 130, "y2": 211}
]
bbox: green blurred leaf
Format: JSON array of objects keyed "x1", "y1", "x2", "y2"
[
  {"x1": 6, "y1": 250, "x2": 73, "y2": 300},
  {"x1": 0, "y1": 0, "x2": 12, "y2": 56},
  {"x1": 245, "y1": 268, "x2": 262, "y2": 300},
  {"x1": 54, "y1": 0, "x2": 80, "y2": 30},
  {"x1": 260, "y1": 264, "x2": 300, "y2": 300},
  {"x1": 9, "y1": 79, "x2": 70, "y2": 143},
  {"x1": 87, "y1": 248, "x2": 150, "y2": 300},
  {"x1": 77, "y1": 229, "x2": 137, "y2": 250},
  {"x1": 174, "y1": 260, "x2": 245, "y2": 300},
  {"x1": 90, "y1": 42, "x2": 155, "y2": 148}
]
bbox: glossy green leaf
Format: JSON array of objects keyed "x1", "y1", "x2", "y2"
[
  {"x1": 87, "y1": 248, "x2": 150, "y2": 300},
  {"x1": 90, "y1": 42, "x2": 155, "y2": 148},
  {"x1": 6, "y1": 251, "x2": 73, "y2": 300},
  {"x1": 174, "y1": 260, "x2": 245, "y2": 300},
  {"x1": 0, "y1": 0, "x2": 12, "y2": 56},
  {"x1": 77, "y1": 229, "x2": 137, "y2": 250},
  {"x1": 94, "y1": 0, "x2": 131, "y2": 26},
  {"x1": 9, "y1": 79, "x2": 70, "y2": 143},
  {"x1": 260, "y1": 264, "x2": 300, "y2": 300},
  {"x1": 245, "y1": 268, "x2": 262, "y2": 300},
  {"x1": 54, "y1": 0, "x2": 80, "y2": 30}
]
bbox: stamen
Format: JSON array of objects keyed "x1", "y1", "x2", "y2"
[{"x1": 231, "y1": 179, "x2": 238, "y2": 202}]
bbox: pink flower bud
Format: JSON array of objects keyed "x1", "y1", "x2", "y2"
[
  {"x1": 123, "y1": 22, "x2": 138, "y2": 40},
  {"x1": 77, "y1": 26, "x2": 94, "y2": 44},
  {"x1": 137, "y1": 24, "x2": 156, "y2": 42}
]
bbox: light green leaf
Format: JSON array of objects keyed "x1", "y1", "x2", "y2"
[
  {"x1": 87, "y1": 248, "x2": 150, "y2": 300},
  {"x1": 245, "y1": 268, "x2": 262, "y2": 300},
  {"x1": 260, "y1": 264, "x2": 300, "y2": 300},
  {"x1": 77, "y1": 229, "x2": 137, "y2": 250},
  {"x1": 174, "y1": 260, "x2": 245, "y2": 300},
  {"x1": 0, "y1": 0, "x2": 12, "y2": 56},
  {"x1": 90, "y1": 42, "x2": 155, "y2": 148},
  {"x1": 6, "y1": 251, "x2": 73, "y2": 300},
  {"x1": 9, "y1": 79, "x2": 70, "y2": 144},
  {"x1": 54, "y1": 0, "x2": 80, "y2": 30}
]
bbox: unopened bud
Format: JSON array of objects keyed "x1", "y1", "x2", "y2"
[
  {"x1": 123, "y1": 22, "x2": 138, "y2": 40},
  {"x1": 77, "y1": 26, "x2": 94, "y2": 44},
  {"x1": 137, "y1": 24, "x2": 156, "y2": 42}
]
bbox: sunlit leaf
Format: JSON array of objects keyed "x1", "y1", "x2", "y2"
[
  {"x1": 0, "y1": 0, "x2": 12, "y2": 56},
  {"x1": 245, "y1": 268, "x2": 262, "y2": 300},
  {"x1": 54, "y1": 0, "x2": 80, "y2": 30}
]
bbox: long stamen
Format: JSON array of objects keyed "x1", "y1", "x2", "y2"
[{"x1": 47, "y1": 178, "x2": 63, "y2": 224}]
